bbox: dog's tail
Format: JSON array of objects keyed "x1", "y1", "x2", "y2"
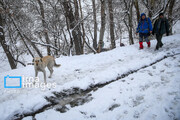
[{"x1": 54, "y1": 60, "x2": 61, "y2": 67}]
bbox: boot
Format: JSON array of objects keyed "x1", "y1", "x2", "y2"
[
  {"x1": 139, "y1": 42, "x2": 143, "y2": 49},
  {"x1": 147, "y1": 41, "x2": 151, "y2": 48},
  {"x1": 155, "y1": 44, "x2": 159, "y2": 50},
  {"x1": 159, "y1": 43, "x2": 163, "y2": 48}
]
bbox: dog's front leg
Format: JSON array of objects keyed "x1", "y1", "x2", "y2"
[
  {"x1": 35, "y1": 70, "x2": 38, "y2": 77},
  {"x1": 43, "y1": 70, "x2": 47, "y2": 84},
  {"x1": 34, "y1": 70, "x2": 39, "y2": 84}
]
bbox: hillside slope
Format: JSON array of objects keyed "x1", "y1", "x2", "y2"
[{"x1": 0, "y1": 34, "x2": 180, "y2": 120}]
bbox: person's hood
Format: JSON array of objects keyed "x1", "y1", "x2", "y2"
[{"x1": 141, "y1": 13, "x2": 146, "y2": 19}]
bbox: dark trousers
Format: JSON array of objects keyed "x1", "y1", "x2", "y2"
[
  {"x1": 139, "y1": 33, "x2": 149, "y2": 42},
  {"x1": 155, "y1": 34, "x2": 163, "y2": 50}
]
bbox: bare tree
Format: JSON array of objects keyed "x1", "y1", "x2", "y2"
[
  {"x1": 37, "y1": 0, "x2": 51, "y2": 55},
  {"x1": 0, "y1": 13, "x2": 16, "y2": 69},
  {"x1": 62, "y1": 0, "x2": 83, "y2": 55},
  {"x1": 123, "y1": 0, "x2": 134, "y2": 45},
  {"x1": 134, "y1": 0, "x2": 140, "y2": 23},
  {"x1": 78, "y1": 0, "x2": 86, "y2": 53},
  {"x1": 108, "y1": 0, "x2": 116, "y2": 49},
  {"x1": 168, "y1": 0, "x2": 176, "y2": 34},
  {"x1": 98, "y1": 0, "x2": 106, "y2": 52},
  {"x1": 0, "y1": 0, "x2": 42, "y2": 58},
  {"x1": 92, "y1": 0, "x2": 97, "y2": 50}
]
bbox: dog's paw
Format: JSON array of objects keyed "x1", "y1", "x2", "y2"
[{"x1": 48, "y1": 76, "x2": 52, "y2": 78}]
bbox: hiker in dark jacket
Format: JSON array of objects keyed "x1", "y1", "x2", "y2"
[
  {"x1": 152, "y1": 13, "x2": 169, "y2": 50},
  {"x1": 136, "y1": 13, "x2": 153, "y2": 49}
]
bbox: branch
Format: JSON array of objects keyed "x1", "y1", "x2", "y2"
[
  {"x1": 15, "y1": 60, "x2": 26, "y2": 67},
  {"x1": 11, "y1": 56, "x2": 26, "y2": 67},
  {"x1": 31, "y1": 41, "x2": 59, "y2": 50},
  {"x1": 71, "y1": 13, "x2": 91, "y2": 32},
  {"x1": 123, "y1": 14, "x2": 130, "y2": 32},
  {"x1": 85, "y1": 35, "x2": 97, "y2": 54}
]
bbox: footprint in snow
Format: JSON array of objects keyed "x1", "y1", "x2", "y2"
[
  {"x1": 132, "y1": 95, "x2": 144, "y2": 107},
  {"x1": 80, "y1": 111, "x2": 87, "y2": 115},
  {"x1": 160, "y1": 69, "x2": 165, "y2": 72},
  {"x1": 164, "y1": 63, "x2": 172, "y2": 68},
  {"x1": 124, "y1": 110, "x2": 128, "y2": 114},
  {"x1": 152, "y1": 66, "x2": 156, "y2": 69},
  {"x1": 118, "y1": 59, "x2": 123, "y2": 62},
  {"x1": 121, "y1": 80, "x2": 126, "y2": 82},
  {"x1": 133, "y1": 111, "x2": 140, "y2": 118},
  {"x1": 148, "y1": 72, "x2": 153, "y2": 76},
  {"x1": 108, "y1": 104, "x2": 121, "y2": 111},
  {"x1": 152, "y1": 82, "x2": 160, "y2": 88},
  {"x1": 166, "y1": 72, "x2": 174, "y2": 77},
  {"x1": 140, "y1": 84, "x2": 150, "y2": 91},
  {"x1": 90, "y1": 114, "x2": 96, "y2": 118},
  {"x1": 151, "y1": 114, "x2": 157, "y2": 120},
  {"x1": 156, "y1": 95, "x2": 162, "y2": 101},
  {"x1": 161, "y1": 76, "x2": 170, "y2": 85}
]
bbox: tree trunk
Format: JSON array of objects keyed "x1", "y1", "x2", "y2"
[
  {"x1": 129, "y1": 2, "x2": 134, "y2": 45},
  {"x1": 63, "y1": 11, "x2": 73, "y2": 56},
  {"x1": 168, "y1": 0, "x2": 176, "y2": 34},
  {"x1": 0, "y1": 14, "x2": 16, "y2": 69},
  {"x1": 108, "y1": 0, "x2": 116, "y2": 49},
  {"x1": 37, "y1": 0, "x2": 51, "y2": 55},
  {"x1": 92, "y1": 0, "x2": 97, "y2": 50},
  {"x1": 118, "y1": 23, "x2": 123, "y2": 46},
  {"x1": 74, "y1": 0, "x2": 83, "y2": 54},
  {"x1": 78, "y1": 0, "x2": 86, "y2": 53},
  {"x1": 134, "y1": 0, "x2": 140, "y2": 23},
  {"x1": 124, "y1": 0, "x2": 134, "y2": 45},
  {"x1": 98, "y1": 0, "x2": 106, "y2": 53},
  {"x1": 62, "y1": 0, "x2": 83, "y2": 55}
]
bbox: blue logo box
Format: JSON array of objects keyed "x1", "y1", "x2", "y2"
[{"x1": 4, "y1": 75, "x2": 22, "y2": 88}]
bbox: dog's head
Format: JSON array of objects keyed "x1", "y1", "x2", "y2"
[{"x1": 32, "y1": 57, "x2": 43, "y2": 66}]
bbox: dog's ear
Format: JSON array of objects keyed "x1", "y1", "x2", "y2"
[
  {"x1": 32, "y1": 58, "x2": 34, "y2": 62},
  {"x1": 40, "y1": 58, "x2": 43, "y2": 62}
]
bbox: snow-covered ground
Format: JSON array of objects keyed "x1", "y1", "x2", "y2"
[
  {"x1": 0, "y1": 33, "x2": 180, "y2": 120},
  {"x1": 35, "y1": 54, "x2": 180, "y2": 120}
]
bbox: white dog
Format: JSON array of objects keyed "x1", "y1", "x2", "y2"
[{"x1": 33, "y1": 56, "x2": 61, "y2": 83}]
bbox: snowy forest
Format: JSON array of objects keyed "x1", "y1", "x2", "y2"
[
  {"x1": 1, "y1": 0, "x2": 180, "y2": 120},
  {"x1": 0, "y1": 0, "x2": 180, "y2": 70}
]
